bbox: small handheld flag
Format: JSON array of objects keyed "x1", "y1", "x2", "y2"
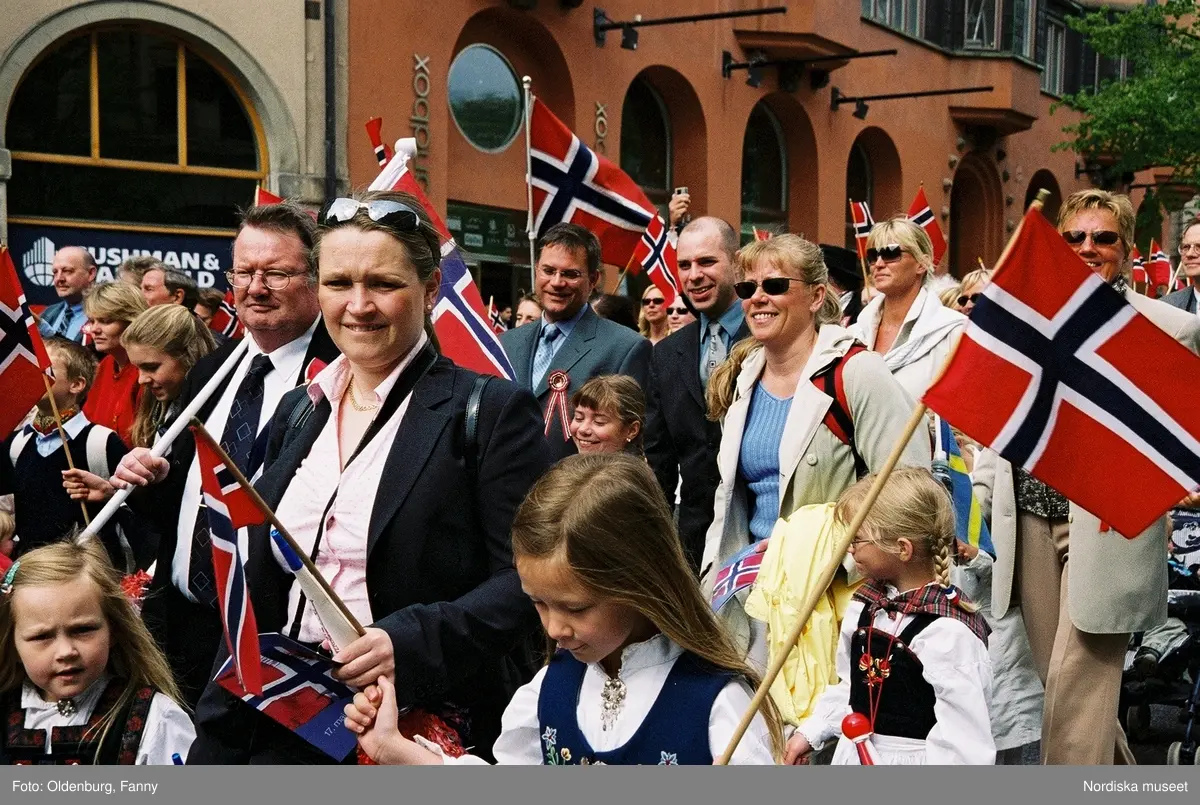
[
  {"x1": 933, "y1": 415, "x2": 995, "y2": 558},
  {"x1": 0, "y1": 246, "x2": 53, "y2": 437},
  {"x1": 849, "y1": 200, "x2": 875, "y2": 264},
  {"x1": 365, "y1": 117, "x2": 394, "y2": 168},
  {"x1": 711, "y1": 540, "x2": 768, "y2": 612},
  {"x1": 907, "y1": 185, "x2": 947, "y2": 267},
  {"x1": 1148, "y1": 239, "x2": 1172, "y2": 291}
]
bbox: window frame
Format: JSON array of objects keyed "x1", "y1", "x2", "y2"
[
  {"x1": 964, "y1": 0, "x2": 1002, "y2": 51},
  {"x1": 620, "y1": 76, "x2": 673, "y2": 209},
  {"x1": 739, "y1": 103, "x2": 788, "y2": 232},
  {"x1": 863, "y1": 0, "x2": 923, "y2": 38},
  {"x1": 1041, "y1": 18, "x2": 1066, "y2": 95}
]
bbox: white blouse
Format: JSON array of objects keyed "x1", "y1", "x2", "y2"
[
  {"x1": 433, "y1": 634, "x2": 775, "y2": 765},
  {"x1": 797, "y1": 596, "x2": 995, "y2": 765},
  {"x1": 20, "y1": 674, "x2": 196, "y2": 765}
]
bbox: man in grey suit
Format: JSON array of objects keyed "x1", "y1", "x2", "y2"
[
  {"x1": 1163, "y1": 215, "x2": 1199, "y2": 314},
  {"x1": 500, "y1": 223, "x2": 651, "y2": 461}
]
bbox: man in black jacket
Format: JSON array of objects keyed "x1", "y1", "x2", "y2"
[
  {"x1": 113, "y1": 202, "x2": 340, "y2": 707},
  {"x1": 644, "y1": 217, "x2": 747, "y2": 571}
]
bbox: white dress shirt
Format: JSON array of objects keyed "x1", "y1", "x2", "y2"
[
  {"x1": 171, "y1": 318, "x2": 319, "y2": 597},
  {"x1": 20, "y1": 673, "x2": 195, "y2": 764},
  {"x1": 432, "y1": 634, "x2": 775, "y2": 765}
]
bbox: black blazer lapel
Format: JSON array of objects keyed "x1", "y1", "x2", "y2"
[
  {"x1": 297, "y1": 320, "x2": 341, "y2": 386},
  {"x1": 676, "y1": 321, "x2": 704, "y2": 409}
]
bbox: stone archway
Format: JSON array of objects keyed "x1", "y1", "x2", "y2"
[
  {"x1": 626, "y1": 66, "x2": 708, "y2": 215},
  {"x1": 949, "y1": 152, "x2": 1004, "y2": 278},
  {"x1": 756, "y1": 92, "x2": 819, "y2": 238}
]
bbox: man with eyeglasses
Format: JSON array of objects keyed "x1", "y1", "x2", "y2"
[
  {"x1": 499, "y1": 222, "x2": 651, "y2": 462},
  {"x1": 110, "y1": 201, "x2": 340, "y2": 707},
  {"x1": 1164, "y1": 215, "x2": 1200, "y2": 314},
  {"x1": 644, "y1": 217, "x2": 749, "y2": 572}
]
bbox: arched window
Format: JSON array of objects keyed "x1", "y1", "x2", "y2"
[
  {"x1": 6, "y1": 29, "x2": 265, "y2": 230},
  {"x1": 740, "y1": 103, "x2": 786, "y2": 238},
  {"x1": 620, "y1": 77, "x2": 671, "y2": 208},
  {"x1": 845, "y1": 143, "x2": 873, "y2": 251}
]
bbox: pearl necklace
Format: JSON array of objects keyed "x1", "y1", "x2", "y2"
[{"x1": 346, "y1": 376, "x2": 379, "y2": 412}]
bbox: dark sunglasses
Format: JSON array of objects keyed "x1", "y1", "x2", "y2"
[
  {"x1": 322, "y1": 198, "x2": 421, "y2": 230},
  {"x1": 1062, "y1": 229, "x2": 1121, "y2": 246},
  {"x1": 957, "y1": 293, "x2": 982, "y2": 307},
  {"x1": 734, "y1": 277, "x2": 795, "y2": 299},
  {"x1": 666, "y1": 306, "x2": 689, "y2": 315},
  {"x1": 642, "y1": 297, "x2": 665, "y2": 307},
  {"x1": 866, "y1": 245, "x2": 905, "y2": 264}
]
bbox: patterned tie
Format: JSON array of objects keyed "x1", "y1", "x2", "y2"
[
  {"x1": 187, "y1": 354, "x2": 274, "y2": 604},
  {"x1": 531, "y1": 324, "x2": 560, "y2": 387},
  {"x1": 58, "y1": 307, "x2": 74, "y2": 338},
  {"x1": 701, "y1": 320, "x2": 726, "y2": 387}
]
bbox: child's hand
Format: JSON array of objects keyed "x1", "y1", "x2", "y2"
[
  {"x1": 784, "y1": 733, "x2": 813, "y2": 765},
  {"x1": 344, "y1": 676, "x2": 442, "y2": 765},
  {"x1": 62, "y1": 468, "x2": 115, "y2": 502},
  {"x1": 956, "y1": 540, "x2": 979, "y2": 563}
]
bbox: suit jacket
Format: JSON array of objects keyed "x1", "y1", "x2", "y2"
[
  {"x1": 187, "y1": 353, "x2": 551, "y2": 764},
  {"x1": 499, "y1": 305, "x2": 651, "y2": 462},
  {"x1": 1163, "y1": 285, "x2": 1198, "y2": 314},
  {"x1": 644, "y1": 317, "x2": 750, "y2": 571}
]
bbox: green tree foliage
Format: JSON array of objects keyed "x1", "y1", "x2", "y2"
[{"x1": 1056, "y1": 1, "x2": 1200, "y2": 188}]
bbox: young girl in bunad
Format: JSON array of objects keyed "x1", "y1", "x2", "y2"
[
  {"x1": 786, "y1": 467, "x2": 995, "y2": 765},
  {"x1": 345, "y1": 453, "x2": 783, "y2": 765},
  {"x1": 0, "y1": 539, "x2": 194, "y2": 764}
]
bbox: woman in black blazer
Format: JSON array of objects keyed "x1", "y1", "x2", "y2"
[{"x1": 187, "y1": 191, "x2": 551, "y2": 764}]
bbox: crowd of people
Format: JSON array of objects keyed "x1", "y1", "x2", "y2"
[{"x1": 1, "y1": 187, "x2": 1197, "y2": 768}]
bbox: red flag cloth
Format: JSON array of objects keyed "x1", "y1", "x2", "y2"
[
  {"x1": 254, "y1": 186, "x2": 284, "y2": 206},
  {"x1": 0, "y1": 246, "x2": 52, "y2": 436},
  {"x1": 1148, "y1": 239, "x2": 1173, "y2": 290},
  {"x1": 194, "y1": 430, "x2": 266, "y2": 529},
  {"x1": 1129, "y1": 246, "x2": 1148, "y2": 289},
  {"x1": 364, "y1": 117, "x2": 394, "y2": 168},
  {"x1": 487, "y1": 299, "x2": 508, "y2": 335},
  {"x1": 632, "y1": 216, "x2": 683, "y2": 306},
  {"x1": 922, "y1": 209, "x2": 1200, "y2": 538},
  {"x1": 907, "y1": 186, "x2": 947, "y2": 266},
  {"x1": 529, "y1": 98, "x2": 654, "y2": 269},
  {"x1": 849, "y1": 200, "x2": 875, "y2": 262},
  {"x1": 752, "y1": 227, "x2": 772, "y2": 242},
  {"x1": 209, "y1": 289, "x2": 244, "y2": 340}
]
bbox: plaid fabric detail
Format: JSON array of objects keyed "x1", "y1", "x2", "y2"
[{"x1": 853, "y1": 580, "x2": 990, "y2": 644}]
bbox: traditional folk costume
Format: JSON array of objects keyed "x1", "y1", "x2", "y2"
[
  {"x1": 797, "y1": 581, "x2": 995, "y2": 765},
  {"x1": 1, "y1": 673, "x2": 195, "y2": 765},
  {"x1": 423, "y1": 634, "x2": 775, "y2": 765}
]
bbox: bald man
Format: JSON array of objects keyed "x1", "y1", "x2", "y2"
[{"x1": 38, "y1": 247, "x2": 97, "y2": 344}]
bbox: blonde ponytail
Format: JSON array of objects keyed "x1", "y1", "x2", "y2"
[{"x1": 706, "y1": 337, "x2": 760, "y2": 422}]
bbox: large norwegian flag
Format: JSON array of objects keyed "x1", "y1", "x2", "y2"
[
  {"x1": 923, "y1": 209, "x2": 1200, "y2": 538},
  {"x1": 369, "y1": 154, "x2": 515, "y2": 379},
  {"x1": 908, "y1": 186, "x2": 947, "y2": 266},
  {"x1": 633, "y1": 216, "x2": 683, "y2": 305},
  {"x1": 1148, "y1": 239, "x2": 1173, "y2": 290},
  {"x1": 1130, "y1": 245, "x2": 1148, "y2": 290},
  {"x1": 849, "y1": 200, "x2": 875, "y2": 262},
  {"x1": 529, "y1": 98, "x2": 654, "y2": 268},
  {"x1": 194, "y1": 429, "x2": 264, "y2": 695},
  {"x1": 0, "y1": 246, "x2": 52, "y2": 436}
]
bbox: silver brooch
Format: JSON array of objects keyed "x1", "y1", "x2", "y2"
[
  {"x1": 600, "y1": 677, "x2": 627, "y2": 732},
  {"x1": 56, "y1": 698, "x2": 77, "y2": 718}
]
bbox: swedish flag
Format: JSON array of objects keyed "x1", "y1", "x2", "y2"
[{"x1": 935, "y1": 415, "x2": 995, "y2": 558}]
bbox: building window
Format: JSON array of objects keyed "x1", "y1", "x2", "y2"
[
  {"x1": 6, "y1": 29, "x2": 264, "y2": 230},
  {"x1": 620, "y1": 77, "x2": 671, "y2": 209},
  {"x1": 447, "y1": 45, "x2": 523, "y2": 153},
  {"x1": 845, "y1": 144, "x2": 873, "y2": 252},
  {"x1": 965, "y1": 0, "x2": 999, "y2": 50},
  {"x1": 862, "y1": 0, "x2": 922, "y2": 38},
  {"x1": 740, "y1": 103, "x2": 787, "y2": 237},
  {"x1": 1041, "y1": 19, "x2": 1066, "y2": 95},
  {"x1": 1012, "y1": 0, "x2": 1033, "y2": 59}
]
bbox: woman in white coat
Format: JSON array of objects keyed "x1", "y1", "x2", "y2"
[
  {"x1": 700, "y1": 235, "x2": 930, "y2": 651},
  {"x1": 850, "y1": 218, "x2": 966, "y2": 399}
]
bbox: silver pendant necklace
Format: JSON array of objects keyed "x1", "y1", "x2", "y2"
[{"x1": 600, "y1": 676, "x2": 627, "y2": 731}]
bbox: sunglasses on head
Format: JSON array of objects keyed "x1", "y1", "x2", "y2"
[
  {"x1": 957, "y1": 293, "x2": 982, "y2": 307},
  {"x1": 734, "y1": 277, "x2": 795, "y2": 299},
  {"x1": 322, "y1": 198, "x2": 421, "y2": 230},
  {"x1": 1062, "y1": 229, "x2": 1121, "y2": 246},
  {"x1": 642, "y1": 297, "x2": 665, "y2": 307},
  {"x1": 866, "y1": 245, "x2": 905, "y2": 264}
]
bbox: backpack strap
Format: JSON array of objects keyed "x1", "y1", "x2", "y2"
[
  {"x1": 465, "y1": 375, "x2": 493, "y2": 483},
  {"x1": 8, "y1": 429, "x2": 33, "y2": 467},
  {"x1": 810, "y1": 343, "x2": 868, "y2": 479},
  {"x1": 85, "y1": 424, "x2": 115, "y2": 479}
]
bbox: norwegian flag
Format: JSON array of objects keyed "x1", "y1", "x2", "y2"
[
  {"x1": 194, "y1": 428, "x2": 264, "y2": 695},
  {"x1": 215, "y1": 632, "x2": 357, "y2": 761},
  {"x1": 711, "y1": 541, "x2": 768, "y2": 612},
  {"x1": 487, "y1": 297, "x2": 508, "y2": 335},
  {"x1": 752, "y1": 227, "x2": 773, "y2": 242},
  {"x1": 1148, "y1": 239, "x2": 1173, "y2": 291},
  {"x1": 254, "y1": 186, "x2": 284, "y2": 206},
  {"x1": 209, "y1": 289, "x2": 244, "y2": 340},
  {"x1": 369, "y1": 153, "x2": 515, "y2": 379},
  {"x1": 922, "y1": 208, "x2": 1200, "y2": 538},
  {"x1": 0, "y1": 246, "x2": 52, "y2": 436},
  {"x1": 849, "y1": 200, "x2": 875, "y2": 262},
  {"x1": 632, "y1": 216, "x2": 683, "y2": 305},
  {"x1": 908, "y1": 185, "x2": 947, "y2": 266},
  {"x1": 529, "y1": 98, "x2": 654, "y2": 268},
  {"x1": 1130, "y1": 245, "x2": 1148, "y2": 290},
  {"x1": 365, "y1": 117, "x2": 394, "y2": 168}
]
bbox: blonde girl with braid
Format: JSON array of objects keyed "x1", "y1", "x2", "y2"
[{"x1": 786, "y1": 468, "x2": 995, "y2": 765}]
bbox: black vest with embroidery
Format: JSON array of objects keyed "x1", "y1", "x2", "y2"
[
  {"x1": 848, "y1": 608, "x2": 938, "y2": 740},
  {"x1": 2, "y1": 680, "x2": 155, "y2": 765}
]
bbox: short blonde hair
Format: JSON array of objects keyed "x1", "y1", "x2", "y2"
[
  {"x1": 1057, "y1": 189, "x2": 1135, "y2": 251},
  {"x1": 83, "y1": 281, "x2": 147, "y2": 324},
  {"x1": 938, "y1": 284, "x2": 962, "y2": 308},
  {"x1": 867, "y1": 217, "x2": 935, "y2": 281},
  {"x1": 958, "y1": 267, "x2": 991, "y2": 293}
]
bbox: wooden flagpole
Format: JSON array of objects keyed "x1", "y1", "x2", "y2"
[
  {"x1": 41, "y1": 374, "x2": 90, "y2": 525},
  {"x1": 977, "y1": 256, "x2": 987, "y2": 272},
  {"x1": 189, "y1": 418, "x2": 366, "y2": 638},
  {"x1": 714, "y1": 189, "x2": 1051, "y2": 765}
]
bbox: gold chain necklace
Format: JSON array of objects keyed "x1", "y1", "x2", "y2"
[{"x1": 346, "y1": 376, "x2": 379, "y2": 412}]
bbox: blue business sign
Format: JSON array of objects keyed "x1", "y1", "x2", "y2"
[{"x1": 7, "y1": 222, "x2": 235, "y2": 306}]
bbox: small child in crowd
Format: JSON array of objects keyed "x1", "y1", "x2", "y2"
[
  {"x1": 0, "y1": 539, "x2": 195, "y2": 764},
  {"x1": 345, "y1": 453, "x2": 782, "y2": 765},
  {"x1": 569, "y1": 375, "x2": 646, "y2": 457}
]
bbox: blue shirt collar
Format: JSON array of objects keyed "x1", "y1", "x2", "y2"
[
  {"x1": 699, "y1": 301, "x2": 744, "y2": 339},
  {"x1": 541, "y1": 303, "x2": 588, "y2": 340}
]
